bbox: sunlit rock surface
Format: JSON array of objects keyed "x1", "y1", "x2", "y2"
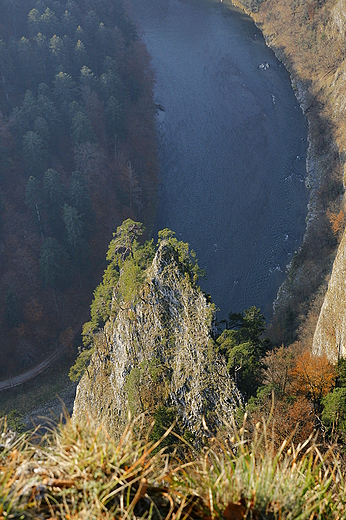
[
  {"x1": 313, "y1": 228, "x2": 346, "y2": 361},
  {"x1": 73, "y1": 241, "x2": 242, "y2": 439}
]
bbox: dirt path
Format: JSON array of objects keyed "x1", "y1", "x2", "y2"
[{"x1": 0, "y1": 347, "x2": 66, "y2": 392}]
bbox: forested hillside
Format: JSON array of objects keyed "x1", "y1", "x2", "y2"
[{"x1": 0, "y1": 0, "x2": 158, "y2": 378}]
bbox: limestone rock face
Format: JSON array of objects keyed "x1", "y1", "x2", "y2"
[
  {"x1": 73, "y1": 242, "x2": 242, "y2": 439},
  {"x1": 313, "y1": 228, "x2": 346, "y2": 361}
]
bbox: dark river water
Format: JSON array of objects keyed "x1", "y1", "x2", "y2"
[{"x1": 127, "y1": 0, "x2": 308, "y2": 319}]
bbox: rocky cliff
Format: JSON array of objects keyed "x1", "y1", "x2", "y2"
[
  {"x1": 312, "y1": 228, "x2": 346, "y2": 361},
  {"x1": 73, "y1": 227, "x2": 242, "y2": 440},
  {"x1": 228, "y1": 0, "x2": 346, "y2": 347}
]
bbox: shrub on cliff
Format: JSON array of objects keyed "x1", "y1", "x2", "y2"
[
  {"x1": 71, "y1": 219, "x2": 242, "y2": 442},
  {"x1": 70, "y1": 219, "x2": 201, "y2": 377}
]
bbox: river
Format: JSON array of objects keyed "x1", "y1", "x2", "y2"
[{"x1": 127, "y1": 0, "x2": 308, "y2": 319}]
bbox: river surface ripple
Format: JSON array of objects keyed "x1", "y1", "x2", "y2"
[{"x1": 127, "y1": 0, "x2": 308, "y2": 319}]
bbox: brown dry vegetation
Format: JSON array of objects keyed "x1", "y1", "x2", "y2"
[
  {"x1": 1, "y1": 414, "x2": 346, "y2": 519},
  {"x1": 246, "y1": 342, "x2": 340, "y2": 449}
]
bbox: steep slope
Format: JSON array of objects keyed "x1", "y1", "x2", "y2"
[
  {"x1": 73, "y1": 225, "x2": 242, "y2": 440},
  {"x1": 0, "y1": 0, "x2": 158, "y2": 379},
  {"x1": 312, "y1": 228, "x2": 346, "y2": 361},
  {"x1": 224, "y1": 0, "x2": 346, "y2": 345}
]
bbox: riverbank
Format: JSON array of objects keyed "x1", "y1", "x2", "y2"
[{"x1": 216, "y1": 0, "x2": 346, "y2": 344}]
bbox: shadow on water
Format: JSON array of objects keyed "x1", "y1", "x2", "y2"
[{"x1": 127, "y1": 0, "x2": 309, "y2": 320}]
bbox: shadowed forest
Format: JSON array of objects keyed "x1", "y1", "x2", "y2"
[{"x1": 0, "y1": 0, "x2": 158, "y2": 378}]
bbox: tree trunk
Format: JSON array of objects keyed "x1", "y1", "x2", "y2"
[{"x1": 52, "y1": 287, "x2": 60, "y2": 317}]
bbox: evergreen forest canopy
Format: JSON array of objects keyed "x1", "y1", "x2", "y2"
[{"x1": 0, "y1": 0, "x2": 158, "y2": 377}]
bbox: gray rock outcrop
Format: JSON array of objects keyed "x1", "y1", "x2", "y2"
[{"x1": 73, "y1": 241, "x2": 242, "y2": 440}]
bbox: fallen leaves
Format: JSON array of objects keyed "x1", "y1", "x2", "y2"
[{"x1": 223, "y1": 497, "x2": 261, "y2": 520}]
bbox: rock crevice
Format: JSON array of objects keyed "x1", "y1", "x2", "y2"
[{"x1": 73, "y1": 241, "x2": 242, "y2": 439}]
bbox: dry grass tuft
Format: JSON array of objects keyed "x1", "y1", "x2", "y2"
[
  {"x1": 0, "y1": 414, "x2": 345, "y2": 519},
  {"x1": 175, "y1": 415, "x2": 346, "y2": 519}
]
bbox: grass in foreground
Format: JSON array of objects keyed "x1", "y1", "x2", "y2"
[{"x1": 0, "y1": 415, "x2": 345, "y2": 519}]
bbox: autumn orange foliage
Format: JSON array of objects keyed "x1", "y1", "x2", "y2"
[
  {"x1": 250, "y1": 346, "x2": 338, "y2": 446},
  {"x1": 290, "y1": 350, "x2": 336, "y2": 406},
  {"x1": 327, "y1": 208, "x2": 344, "y2": 236}
]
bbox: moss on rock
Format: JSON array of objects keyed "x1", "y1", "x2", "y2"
[{"x1": 73, "y1": 229, "x2": 242, "y2": 442}]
